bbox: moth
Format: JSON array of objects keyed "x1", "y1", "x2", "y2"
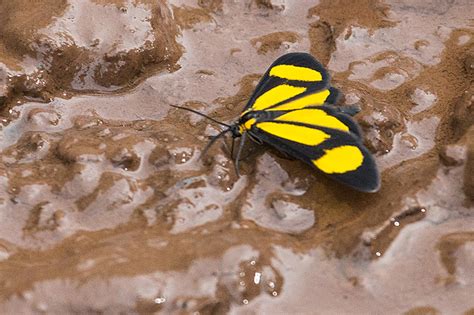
[{"x1": 173, "y1": 52, "x2": 380, "y2": 192}]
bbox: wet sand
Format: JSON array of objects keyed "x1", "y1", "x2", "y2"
[{"x1": 0, "y1": 0, "x2": 473, "y2": 314}]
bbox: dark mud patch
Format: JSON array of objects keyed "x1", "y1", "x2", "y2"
[
  {"x1": 404, "y1": 306, "x2": 441, "y2": 315},
  {"x1": 308, "y1": 0, "x2": 395, "y2": 34},
  {"x1": 437, "y1": 231, "x2": 474, "y2": 284},
  {"x1": 0, "y1": 0, "x2": 473, "y2": 313},
  {"x1": 308, "y1": 0, "x2": 396, "y2": 64},
  {"x1": 251, "y1": 32, "x2": 300, "y2": 55},
  {"x1": 463, "y1": 127, "x2": 474, "y2": 202},
  {"x1": 172, "y1": 5, "x2": 212, "y2": 30},
  {"x1": 0, "y1": 0, "x2": 182, "y2": 113},
  {"x1": 197, "y1": 0, "x2": 223, "y2": 13}
]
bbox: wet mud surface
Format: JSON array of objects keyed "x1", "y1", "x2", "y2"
[{"x1": 0, "y1": 0, "x2": 473, "y2": 314}]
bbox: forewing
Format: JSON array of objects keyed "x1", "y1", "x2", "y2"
[
  {"x1": 244, "y1": 53, "x2": 330, "y2": 112},
  {"x1": 249, "y1": 121, "x2": 380, "y2": 192}
]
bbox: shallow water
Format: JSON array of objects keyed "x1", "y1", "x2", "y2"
[{"x1": 0, "y1": 0, "x2": 473, "y2": 314}]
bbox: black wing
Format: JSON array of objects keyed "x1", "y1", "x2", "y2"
[
  {"x1": 248, "y1": 120, "x2": 380, "y2": 192},
  {"x1": 244, "y1": 53, "x2": 331, "y2": 112},
  {"x1": 267, "y1": 106, "x2": 363, "y2": 138}
]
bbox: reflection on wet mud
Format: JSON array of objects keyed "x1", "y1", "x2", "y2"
[{"x1": 0, "y1": 0, "x2": 473, "y2": 313}]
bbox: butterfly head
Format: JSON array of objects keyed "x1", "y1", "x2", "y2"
[{"x1": 229, "y1": 124, "x2": 242, "y2": 138}]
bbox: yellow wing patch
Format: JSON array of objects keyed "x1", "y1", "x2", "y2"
[
  {"x1": 313, "y1": 145, "x2": 364, "y2": 174},
  {"x1": 267, "y1": 89, "x2": 330, "y2": 111},
  {"x1": 239, "y1": 117, "x2": 257, "y2": 133},
  {"x1": 252, "y1": 84, "x2": 306, "y2": 111},
  {"x1": 275, "y1": 109, "x2": 349, "y2": 132},
  {"x1": 257, "y1": 122, "x2": 330, "y2": 146},
  {"x1": 269, "y1": 64, "x2": 323, "y2": 82}
]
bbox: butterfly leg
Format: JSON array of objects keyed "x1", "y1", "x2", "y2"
[
  {"x1": 201, "y1": 129, "x2": 230, "y2": 159},
  {"x1": 230, "y1": 137, "x2": 236, "y2": 159},
  {"x1": 248, "y1": 133, "x2": 263, "y2": 145},
  {"x1": 234, "y1": 132, "x2": 247, "y2": 176}
]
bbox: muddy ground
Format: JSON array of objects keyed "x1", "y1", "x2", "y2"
[{"x1": 0, "y1": 0, "x2": 473, "y2": 314}]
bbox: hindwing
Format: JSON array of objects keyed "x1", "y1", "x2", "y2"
[
  {"x1": 247, "y1": 118, "x2": 379, "y2": 192},
  {"x1": 269, "y1": 106, "x2": 362, "y2": 138}
]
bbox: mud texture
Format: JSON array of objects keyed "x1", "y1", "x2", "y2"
[{"x1": 0, "y1": 0, "x2": 473, "y2": 314}]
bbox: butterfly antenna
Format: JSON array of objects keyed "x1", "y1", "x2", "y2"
[
  {"x1": 201, "y1": 128, "x2": 231, "y2": 159},
  {"x1": 234, "y1": 132, "x2": 247, "y2": 177},
  {"x1": 170, "y1": 105, "x2": 231, "y2": 128}
]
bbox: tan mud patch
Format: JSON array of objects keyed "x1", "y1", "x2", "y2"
[
  {"x1": 0, "y1": 0, "x2": 182, "y2": 110},
  {"x1": 251, "y1": 32, "x2": 300, "y2": 55},
  {"x1": 173, "y1": 5, "x2": 212, "y2": 30},
  {"x1": 0, "y1": 0, "x2": 473, "y2": 313}
]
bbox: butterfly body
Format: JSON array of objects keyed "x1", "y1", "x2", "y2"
[{"x1": 174, "y1": 52, "x2": 380, "y2": 192}]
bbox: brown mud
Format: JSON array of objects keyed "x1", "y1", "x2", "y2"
[{"x1": 0, "y1": 0, "x2": 473, "y2": 314}]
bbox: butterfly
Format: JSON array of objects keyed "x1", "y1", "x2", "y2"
[{"x1": 172, "y1": 52, "x2": 380, "y2": 192}]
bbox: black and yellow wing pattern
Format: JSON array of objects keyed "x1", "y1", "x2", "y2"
[
  {"x1": 173, "y1": 52, "x2": 380, "y2": 192},
  {"x1": 243, "y1": 53, "x2": 332, "y2": 112},
  {"x1": 238, "y1": 52, "x2": 380, "y2": 192}
]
